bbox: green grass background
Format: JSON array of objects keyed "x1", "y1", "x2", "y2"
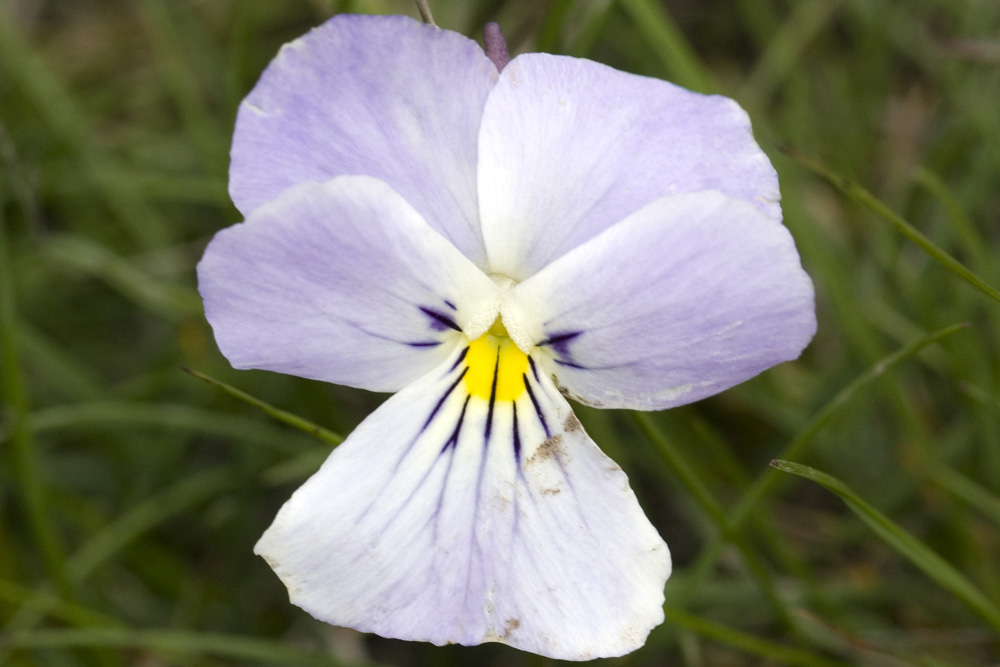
[{"x1": 2, "y1": 0, "x2": 1000, "y2": 664}]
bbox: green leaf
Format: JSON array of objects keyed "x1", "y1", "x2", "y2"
[{"x1": 771, "y1": 460, "x2": 1000, "y2": 633}]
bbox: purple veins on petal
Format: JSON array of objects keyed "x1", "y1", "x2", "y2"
[
  {"x1": 439, "y1": 395, "x2": 471, "y2": 454},
  {"x1": 405, "y1": 341, "x2": 442, "y2": 348},
  {"x1": 419, "y1": 306, "x2": 463, "y2": 332},
  {"x1": 448, "y1": 345, "x2": 469, "y2": 375},
  {"x1": 511, "y1": 402, "x2": 522, "y2": 462},
  {"x1": 522, "y1": 372, "x2": 550, "y2": 438},
  {"x1": 422, "y1": 366, "x2": 469, "y2": 435},
  {"x1": 539, "y1": 331, "x2": 582, "y2": 351},
  {"x1": 538, "y1": 330, "x2": 584, "y2": 365},
  {"x1": 484, "y1": 350, "x2": 501, "y2": 441},
  {"x1": 527, "y1": 356, "x2": 542, "y2": 384},
  {"x1": 448, "y1": 346, "x2": 470, "y2": 373}
]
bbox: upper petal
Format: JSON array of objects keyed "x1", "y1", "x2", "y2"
[
  {"x1": 230, "y1": 14, "x2": 498, "y2": 267},
  {"x1": 478, "y1": 53, "x2": 780, "y2": 278},
  {"x1": 510, "y1": 191, "x2": 816, "y2": 410},
  {"x1": 197, "y1": 176, "x2": 499, "y2": 393},
  {"x1": 256, "y1": 344, "x2": 670, "y2": 660}
]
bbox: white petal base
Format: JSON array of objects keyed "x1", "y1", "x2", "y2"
[{"x1": 255, "y1": 345, "x2": 670, "y2": 660}]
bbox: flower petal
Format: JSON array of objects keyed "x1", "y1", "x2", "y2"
[
  {"x1": 197, "y1": 176, "x2": 499, "y2": 392},
  {"x1": 230, "y1": 15, "x2": 498, "y2": 266},
  {"x1": 509, "y1": 191, "x2": 816, "y2": 410},
  {"x1": 255, "y1": 345, "x2": 670, "y2": 660},
  {"x1": 478, "y1": 53, "x2": 780, "y2": 278}
]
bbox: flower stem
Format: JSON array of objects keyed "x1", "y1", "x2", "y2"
[{"x1": 414, "y1": 0, "x2": 437, "y2": 27}]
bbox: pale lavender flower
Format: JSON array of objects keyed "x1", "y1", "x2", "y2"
[{"x1": 197, "y1": 14, "x2": 815, "y2": 660}]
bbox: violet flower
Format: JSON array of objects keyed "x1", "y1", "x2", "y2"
[{"x1": 197, "y1": 14, "x2": 815, "y2": 660}]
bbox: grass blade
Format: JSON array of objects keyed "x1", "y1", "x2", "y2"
[
  {"x1": 2, "y1": 471, "x2": 230, "y2": 639},
  {"x1": 0, "y1": 7, "x2": 171, "y2": 249},
  {"x1": 0, "y1": 628, "x2": 358, "y2": 666},
  {"x1": 42, "y1": 235, "x2": 202, "y2": 320},
  {"x1": 771, "y1": 460, "x2": 1000, "y2": 633},
  {"x1": 617, "y1": 0, "x2": 715, "y2": 92},
  {"x1": 68, "y1": 469, "x2": 229, "y2": 582},
  {"x1": 663, "y1": 608, "x2": 854, "y2": 667},
  {"x1": 781, "y1": 145, "x2": 1000, "y2": 306},
  {"x1": 25, "y1": 401, "x2": 320, "y2": 453},
  {"x1": 730, "y1": 322, "x2": 969, "y2": 529},
  {"x1": 676, "y1": 323, "x2": 969, "y2": 609},
  {"x1": 632, "y1": 413, "x2": 801, "y2": 634},
  {"x1": 0, "y1": 176, "x2": 72, "y2": 600},
  {"x1": 738, "y1": 0, "x2": 841, "y2": 110},
  {"x1": 0, "y1": 581, "x2": 120, "y2": 629},
  {"x1": 929, "y1": 465, "x2": 1000, "y2": 531}
]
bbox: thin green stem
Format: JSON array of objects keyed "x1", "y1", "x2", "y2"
[
  {"x1": 182, "y1": 368, "x2": 344, "y2": 447},
  {"x1": 781, "y1": 146, "x2": 1000, "y2": 306},
  {"x1": 414, "y1": 0, "x2": 437, "y2": 27}
]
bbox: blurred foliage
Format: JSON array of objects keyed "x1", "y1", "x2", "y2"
[{"x1": 2, "y1": 0, "x2": 1000, "y2": 665}]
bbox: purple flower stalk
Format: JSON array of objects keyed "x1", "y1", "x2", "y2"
[{"x1": 197, "y1": 14, "x2": 815, "y2": 660}]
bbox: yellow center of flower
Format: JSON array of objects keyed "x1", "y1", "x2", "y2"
[{"x1": 464, "y1": 318, "x2": 529, "y2": 401}]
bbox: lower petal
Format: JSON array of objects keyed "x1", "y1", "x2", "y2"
[{"x1": 255, "y1": 345, "x2": 670, "y2": 660}]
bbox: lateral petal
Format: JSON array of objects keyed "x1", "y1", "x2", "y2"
[
  {"x1": 255, "y1": 345, "x2": 670, "y2": 660},
  {"x1": 197, "y1": 176, "x2": 499, "y2": 393},
  {"x1": 478, "y1": 53, "x2": 780, "y2": 278},
  {"x1": 510, "y1": 191, "x2": 816, "y2": 410},
  {"x1": 230, "y1": 14, "x2": 497, "y2": 266}
]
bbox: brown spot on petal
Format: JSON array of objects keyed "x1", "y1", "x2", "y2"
[
  {"x1": 502, "y1": 618, "x2": 520, "y2": 639},
  {"x1": 527, "y1": 434, "x2": 565, "y2": 465},
  {"x1": 551, "y1": 374, "x2": 571, "y2": 397},
  {"x1": 563, "y1": 413, "x2": 582, "y2": 433}
]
